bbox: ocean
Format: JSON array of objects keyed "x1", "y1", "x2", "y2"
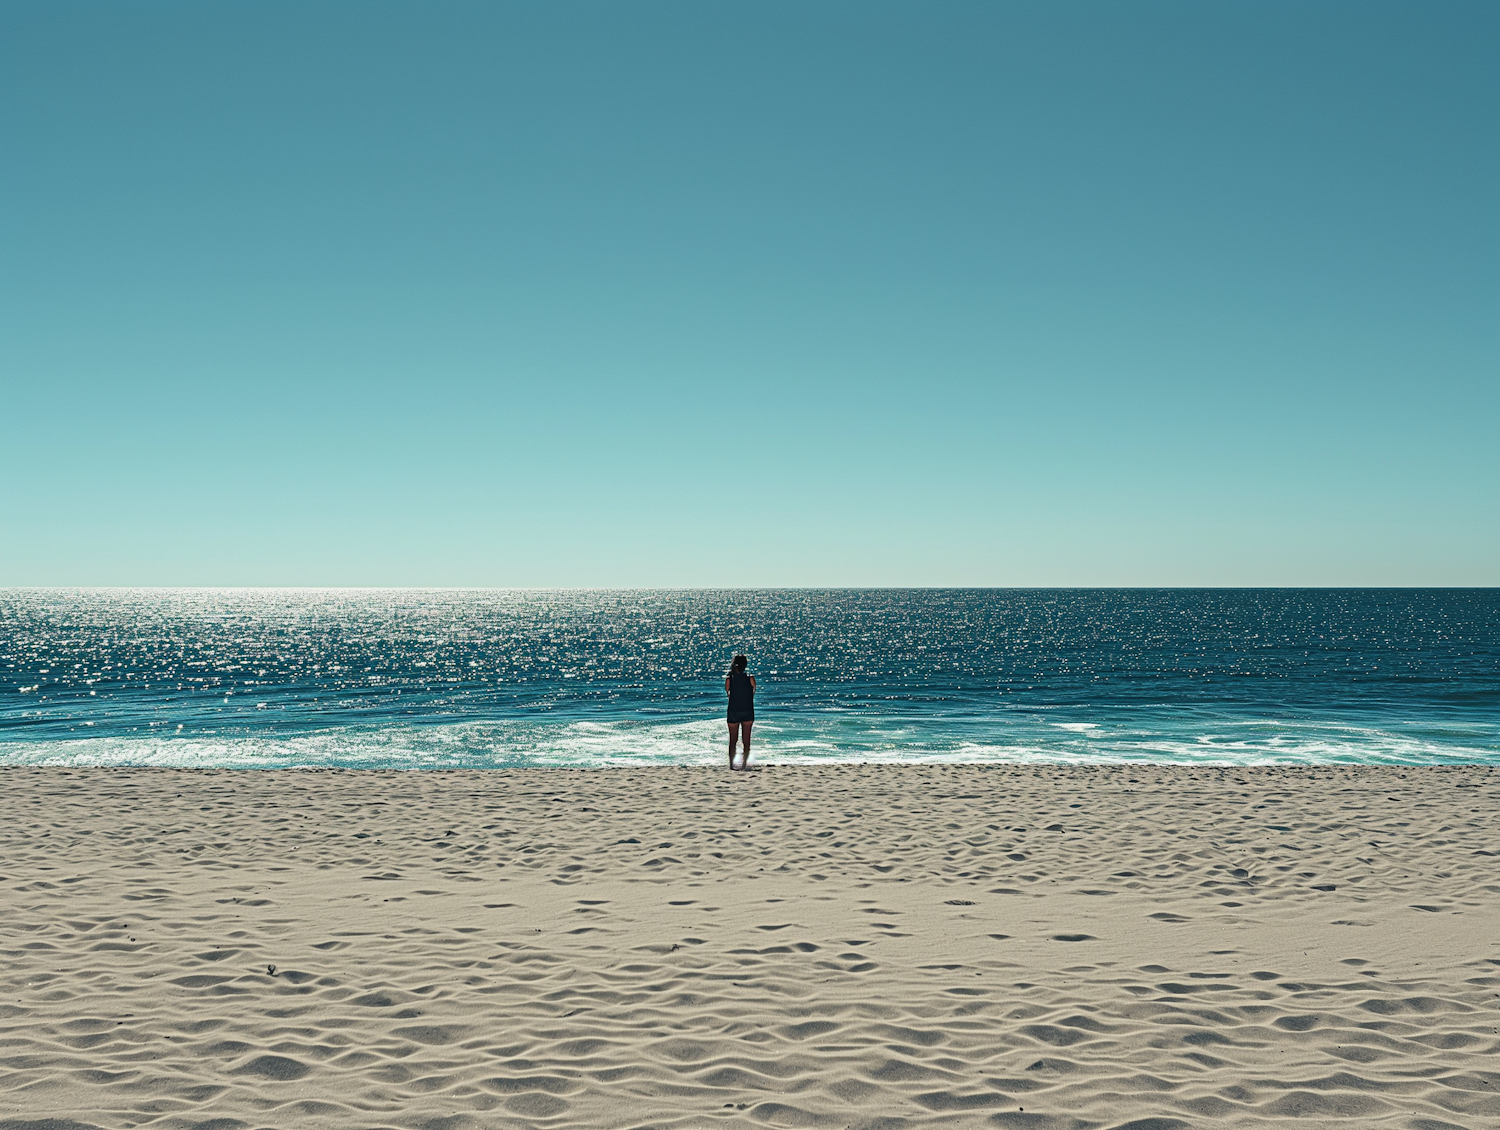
[{"x1": 2, "y1": 588, "x2": 1495, "y2": 768}]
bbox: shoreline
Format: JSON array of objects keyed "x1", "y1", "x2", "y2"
[{"x1": 4, "y1": 764, "x2": 1498, "y2": 1127}]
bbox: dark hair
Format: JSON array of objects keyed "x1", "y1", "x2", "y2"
[{"x1": 730, "y1": 654, "x2": 748, "y2": 674}]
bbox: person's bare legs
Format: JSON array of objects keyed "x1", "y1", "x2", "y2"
[{"x1": 728, "y1": 722, "x2": 752, "y2": 770}]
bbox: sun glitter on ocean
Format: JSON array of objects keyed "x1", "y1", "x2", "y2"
[{"x1": 2, "y1": 588, "x2": 1496, "y2": 769}]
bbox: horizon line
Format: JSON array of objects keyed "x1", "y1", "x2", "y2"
[{"x1": 2, "y1": 584, "x2": 1496, "y2": 593}]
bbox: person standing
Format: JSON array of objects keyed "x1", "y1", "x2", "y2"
[{"x1": 725, "y1": 654, "x2": 755, "y2": 770}]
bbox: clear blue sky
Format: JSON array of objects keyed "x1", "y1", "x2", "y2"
[{"x1": 3, "y1": 0, "x2": 1496, "y2": 586}]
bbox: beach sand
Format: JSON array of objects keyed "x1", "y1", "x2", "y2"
[{"x1": 2, "y1": 764, "x2": 1498, "y2": 1129}]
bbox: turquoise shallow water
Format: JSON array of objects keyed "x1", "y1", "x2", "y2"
[{"x1": 2, "y1": 588, "x2": 1496, "y2": 767}]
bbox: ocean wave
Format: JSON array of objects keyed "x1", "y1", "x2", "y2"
[{"x1": 1, "y1": 712, "x2": 1493, "y2": 769}]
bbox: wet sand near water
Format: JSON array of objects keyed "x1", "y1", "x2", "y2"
[{"x1": 2, "y1": 764, "x2": 1498, "y2": 1129}]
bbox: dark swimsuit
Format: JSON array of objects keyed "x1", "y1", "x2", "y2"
[{"x1": 727, "y1": 670, "x2": 754, "y2": 724}]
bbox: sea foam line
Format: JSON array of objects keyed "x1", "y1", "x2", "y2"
[{"x1": 0, "y1": 714, "x2": 1493, "y2": 769}]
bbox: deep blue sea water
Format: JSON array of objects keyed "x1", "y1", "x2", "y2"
[{"x1": 1, "y1": 589, "x2": 1496, "y2": 768}]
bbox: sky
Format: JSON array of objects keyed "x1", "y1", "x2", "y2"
[{"x1": 2, "y1": 0, "x2": 1496, "y2": 587}]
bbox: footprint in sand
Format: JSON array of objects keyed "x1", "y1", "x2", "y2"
[{"x1": 232, "y1": 1053, "x2": 311, "y2": 1080}]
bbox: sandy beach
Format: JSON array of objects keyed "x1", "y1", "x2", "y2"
[{"x1": 2, "y1": 763, "x2": 1497, "y2": 1129}]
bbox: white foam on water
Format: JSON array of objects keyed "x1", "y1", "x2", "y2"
[{"x1": 0, "y1": 712, "x2": 1492, "y2": 768}]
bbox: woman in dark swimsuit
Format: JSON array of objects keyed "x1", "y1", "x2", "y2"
[{"x1": 725, "y1": 654, "x2": 755, "y2": 771}]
